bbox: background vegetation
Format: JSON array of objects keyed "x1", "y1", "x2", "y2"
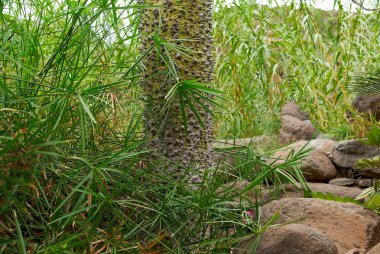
[
  {"x1": 0, "y1": 0, "x2": 379, "y2": 253},
  {"x1": 214, "y1": 0, "x2": 380, "y2": 139}
]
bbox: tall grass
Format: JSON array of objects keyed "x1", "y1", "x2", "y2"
[
  {"x1": 214, "y1": 0, "x2": 380, "y2": 139},
  {"x1": 1, "y1": 0, "x2": 378, "y2": 252},
  {"x1": 0, "y1": 0, "x2": 310, "y2": 252}
]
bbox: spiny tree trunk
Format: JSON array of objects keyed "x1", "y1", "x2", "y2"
[{"x1": 138, "y1": 0, "x2": 214, "y2": 177}]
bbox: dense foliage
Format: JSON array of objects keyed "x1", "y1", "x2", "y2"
[
  {"x1": 214, "y1": 0, "x2": 380, "y2": 139},
  {"x1": 0, "y1": 0, "x2": 379, "y2": 253}
]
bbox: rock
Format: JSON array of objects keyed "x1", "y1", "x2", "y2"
[
  {"x1": 351, "y1": 94, "x2": 380, "y2": 121},
  {"x1": 306, "y1": 138, "x2": 337, "y2": 156},
  {"x1": 329, "y1": 178, "x2": 355, "y2": 186},
  {"x1": 253, "y1": 183, "x2": 362, "y2": 203},
  {"x1": 279, "y1": 116, "x2": 316, "y2": 145},
  {"x1": 309, "y1": 183, "x2": 363, "y2": 199},
  {"x1": 233, "y1": 224, "x2": 338, "y2": 254},
  {"x1": 281, "y1": 102, "x2": 310, "y2": 120},
  {"x1": 279, "y1": 103, "x2": 316, "y2": 145},
  {"x1": 222, "y1": 181, "x2": 363, "y2": 210},
  {"x1": 357, "y1": 178, "x2": 373, "y2": 188},
  {"x1": 270, "y1": 142, "x2": 336, "y2": 182},
  {"x1": 356, "y1": 166, "x2": 380, "y2": 179},
  {"x1": 344, "y1": 249, "x2": 360, "y2": 254},
  {"x1": 261, "y1": 198, "x2": 380, "y2": 253},
  {"x1": 331, "y1": 140, "x2": 380, "y2": 177},
  {"x1": 258, "y1": 184, "x2": 306, "y2": 203},
  {"x1": 302, "y1": 150, "x2": 337, "y2": 182},
  {"x1": 367, "y1": 242, "x2": 380, "y2": 254}
]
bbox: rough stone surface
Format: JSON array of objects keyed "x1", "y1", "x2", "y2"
[
  {"x1": 302, "y1": 150, "x2": 337, "y2": 182},
  {"x1": 350, "y1": 94, "x2": 380, "y2": 121},
  {"x1": 344, "y1": 249, "x2": 360, "y2": 254},
  {"x1": 329, "y1": 178, "x2": 355, "y2": 186},
  {"x1": 331, "y1": 140, "x2": 380, "y2": 177},
  {"x1": 261, "y1": 198, "x2": 380, "y2": 253},
  {"x1": 270, "y1": 142, "x2": 336, "y2": 182},
  {"x1": 308, "y1": 183, "x2": 363, "y2": 199},
  {"x1": 281, "y1": 102, "x2": 310, "y2": 120},
  {"x1": 357, "y1": 167, "x2": 380, "y2": 178},
  {"x1": 233, "y1": 224, "x2": 338, "y2": 254},
  {"x1": 279, "y1": 103, "x2": 316, "y2": 145},
  {"x1": 367, "y1": 242, "x2": 380, "y2": 254},
  {"x1": 357, "y1": 178, "x2": 373, "y2": 188},
  {"x1": 238, "y1": 184, "x2": 363, "y2": 207},
  {"x1": 306, "y1": 138, "x2": 337, "y2": 156}
]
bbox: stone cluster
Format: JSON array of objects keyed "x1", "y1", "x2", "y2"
[{"x1": 221, "y1": 101, "x2": 380, "y2": 254}]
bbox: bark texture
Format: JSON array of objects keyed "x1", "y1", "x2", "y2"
[{"x1": 138, "y1": 0, "x2": 214, "y2": 175}]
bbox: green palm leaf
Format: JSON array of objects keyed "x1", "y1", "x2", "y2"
[{"x1": 350, "y1": 70, "x2": 380, "y2": 94}]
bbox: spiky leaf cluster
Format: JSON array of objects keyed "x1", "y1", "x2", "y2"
[{"x1": 350, "y1": 70, "x2": 380, "y2": 94}]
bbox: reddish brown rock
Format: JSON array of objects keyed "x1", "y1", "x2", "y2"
[
  {"x1": 234, "y1": 224, "x2": 338, "y2": 254},
  {"x1": 279, "y1": 103, "x2": 316, "y2": 145},
  {"x1": 302, "y1": 150, "x2": 337, "y2": 182},
  {"x1": 306, "y1": 138, "x2": 337, "y2": 156},
  {"x1": 260, "y1": 183, "x2": 362, "y2": 202},
  {"x1": 357, "y1": 178, "x2": 373, "y2": 188},
  {"x1": 261, "y1": 198, "x2": 380, "y2": 253},
  {"x1": 309, "y1": 183, "x2": 362, "y2": 199},
  {"x1": 270, "y1": 142, "x2": 336, "y2": 182},
  {"x1": 367, "y1": 242, "x2": 380, "y2": 254},
  {"x1": 281, "y1": 102, "x2": 310, "y2": 120},
  {"x1": 344, "y1": 249, "x2": 360, "y2": 254}
]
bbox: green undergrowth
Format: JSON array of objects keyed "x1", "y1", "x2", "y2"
[
  {"x1": 213, "y1": 0, "x2": 380, "y2": 139},
  {"x1": 1, "y1": 0, "x2": 380, "y2": 252}
]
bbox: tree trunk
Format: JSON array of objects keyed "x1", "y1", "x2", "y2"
[{"x1": 138, "y1": 0, "x2": 214, "y2": 177}]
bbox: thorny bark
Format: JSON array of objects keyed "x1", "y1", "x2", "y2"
[{"x1": 138, "y1": 0, "x2": 215, "y2": 181}]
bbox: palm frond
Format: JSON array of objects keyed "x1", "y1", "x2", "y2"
[
  {"x1": 356, "y1": 156, "x2": 380, "y2": 169},
  {"x1": 350, "y1": 70, "x2": 380, "y2": 94}
]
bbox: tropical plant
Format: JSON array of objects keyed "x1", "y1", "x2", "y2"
[
  {"x1": 213, "y1": 0, "x2": 380, "y2": 139},
  {"x1": 361, "y1": 127, "x2": 380, "y2": 146},
  {"x1": 355, "y1": 157, "x2": 380, "y2": 214},
  {"x1": 138, "y1": 0, "x2": 217, "y2": 179},
  {"x1": 3, "y1": 0, "x2": 380, "y2": 252},
  {"x1": 356, "y1": 178, "x2": 380, "y2": 214},
  {"x1": 350, "y1": 70, "x2": 380, "y2": 94},
  {"x1": 0, "y1": 1, "x2": 309, "y2": 253}
]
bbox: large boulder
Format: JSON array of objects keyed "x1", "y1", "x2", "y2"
[
  {"x1": 281, "y1": 102, "x2": 310, "y2": 120},
  {"x1": 306, "y1": 138, "x2": 337, "y2": 156},
  {"x1": 302, "y1": 150, "x2": 337, "y2": 182},
  {"x1": 309, "y1": 183, "x2": 362, "y2": 199},
  {"x1": 331, "y1": 140, "x2": 380, "y2": 177},
  {"x1": 260, "y1": 198, "x2": 380, "y2": 253},
  {"x1": 270, "y1": 140, "x2": 336, "y2": 182},
  {"x1": 350, "y1": 94, "x2": 380, "y2": 121},
  {"x1": 234, "y1": 224, "x2": 338, "y2": 254},
  {"x1": 260, "y1": 183, "x2": 362, "y2": 202},
  {"x1": 279, "y1": 103, "x2": 316, "y2": 145}
]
